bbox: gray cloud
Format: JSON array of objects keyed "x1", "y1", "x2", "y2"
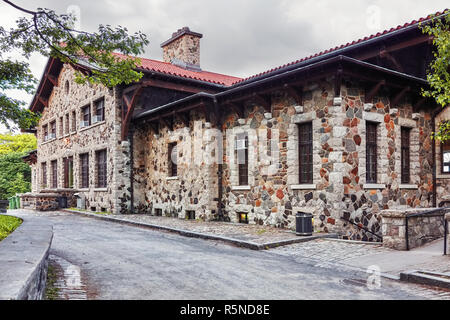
[{"x1": 2, "y1": 0, "x2": 449, "y2": 81}]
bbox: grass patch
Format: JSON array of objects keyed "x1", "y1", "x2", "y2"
[
  {"x1": 256, "y1": 229, "x2": 267, "y2": 235},
  {"x1": 45, "y1": 263, "x2": 60, "y2": 300},
  {"x1": 0, "y1": 215, "x2": 22, "y2": 241}
]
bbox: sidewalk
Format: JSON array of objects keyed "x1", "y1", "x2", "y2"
[{"x1": 272, "y1": 237, "x2": 449, "y2": 280}]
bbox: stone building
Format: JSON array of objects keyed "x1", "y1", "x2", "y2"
[{"x1": 25, "y1": 12, "x2": 450, "y2": 241}]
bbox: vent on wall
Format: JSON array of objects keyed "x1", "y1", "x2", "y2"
[{"x1": 185, "y1": 210, "x2": 195, "y2": 220}]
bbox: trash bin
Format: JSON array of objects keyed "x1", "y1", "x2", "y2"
[
  {"x1": 8, "y1": 197, "x2": 15, "y2": 210},
  {"x1": 296, "y1": 212, "x2": 313, "y2": 236},
  {"x1": 14, "y1": 196, "x2": 20, "y2": 209},
  {"x1": 0, "y1": 200, "x2": 8, "y2": 213}
]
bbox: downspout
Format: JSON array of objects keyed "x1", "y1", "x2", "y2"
[{"x1": 432, "y1": 113, "x2": 437, "y2": 208}]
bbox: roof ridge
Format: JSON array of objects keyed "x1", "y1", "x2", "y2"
[{"x1": 231, "y1": 9, "x2": 449, "y2": 85}]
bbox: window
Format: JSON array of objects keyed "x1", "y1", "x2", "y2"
[
  {"x1": 51, "y1": 160, "x2": 58, "y2": 189},
  {"x1": 442, "y1": 141, "x2": 450, "y2": 174},
  {"x1": 168, "y1": 142, "x2": 177, "y2": 177},
  {"x1": 80, "y1": 153, "x2": 90, "y2": 188},
  {"x1": 64, "y1": 80, "x2": 70, "y2": 95},
  {"x1": 298, "y1": 123, "x2": 313, "y2": 184},
  {"x1": 65, "y1": 114, "x2": 70, "y2": 135},
  {"x1": 96, "y1": 149, "x2": 107, "y2": 188},
  {"x1": 401, "y1": 127, "x2": 411, "y2": 183},
  {"x1": 81, "y1": 105, "x2": 91, "y2": 128},
  {"x1": 236, "y1": 133, "x2": 248, "y2": 186},
  {"x1": 71, "y1": 111, "x2": 77, "y2": 132},
  {"x1": 93, "y1": 98, "x2": 105, "y2": 123},
  {"x1": 63, "y1": 156, "x2": 74, "y2": 188},
  {"x1": 185, "y1": 210, "x2": 195, "y2": 220},
  {"x1": 238, "y1": 212, "x2": 249, "y2": 224},
  {"x1": 59, "y1": 117, "x2": 64, "y2": 136},
  {"x1": 50, "y1": 121, "x2": 56, "y2": 139},
  {"x1": 366, "y1": 122, "x2": 378, "y2": 184},
  {"x1": 41, "y1": 162, "x2": 47, "y2": 188},
  {"x1": 43, "y1": 124, "x2": 48, "y2": 142}
]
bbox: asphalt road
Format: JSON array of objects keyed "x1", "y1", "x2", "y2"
[{"x1": 13, "y1": 210, "x2": 442, "y2": 300}]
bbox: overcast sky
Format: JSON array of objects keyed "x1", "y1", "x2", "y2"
[{"x1": 1, "y1": 0, "x2": 448, "y2": 131}]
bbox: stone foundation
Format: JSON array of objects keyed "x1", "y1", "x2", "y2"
[
  {"x1": 20, "y1": 193, "x2": 60, "y2": 211},
  {"x1": 381, "y1": 208, "x2": 448, "y2": 250}
]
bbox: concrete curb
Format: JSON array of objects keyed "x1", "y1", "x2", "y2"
[
  {"x1": 63, "y1": 209, "x2": 337, "y2": 250},
  {"x1": 0, "y1": 214, "x2": 53, "y2": 300},
  {"x1": 400, "y1": 270, "x2": 450, "y2": 289}
]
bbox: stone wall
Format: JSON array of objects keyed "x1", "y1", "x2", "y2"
[
  {"x1": 131, "y1": 77, "x2": 436, "y2": 241},
  {"x1": 20, "y1": 193, "x2": 59, "y2": 211},
  {"x1": 381, "y1": 208, "x2": 448, "y2": 250},
  {"x1": 162, "y1": 33, "x2": 201, "y2": 67},
  {"x1": 132, "y1": 110, "x2": 218, "y2": 219},
  {"x1": 34, "y1": 64, "x2": 124, "y2": 213}
]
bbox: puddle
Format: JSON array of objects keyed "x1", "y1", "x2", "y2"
[{"x1": 46, "y1": 254, "x2": 88, "y2": 300}]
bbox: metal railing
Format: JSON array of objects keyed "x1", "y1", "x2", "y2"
[{"x1": 340, "y1": 216, "x2": 383, "y2": 241}]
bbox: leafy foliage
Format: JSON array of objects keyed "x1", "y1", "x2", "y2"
[
  {"x1": 0, "y1": 0, "x2": 149, "y2": 129},
  {"x1": 420, "y1": 11, "x2": 450, "y2": 141},
  {"x1": 0, "y1": 133, "x2": 37, "y2": 155},
  {"x1": 0, "y1": 152, "x2": 31, "y2": 199}
]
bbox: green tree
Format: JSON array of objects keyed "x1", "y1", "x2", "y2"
[
  {"x1": 0, "y1": 132, "x2": 37, "y2": 155},
  {"x1": 0, "y1": 152, "x2": 31, "y2": 199},
  {"x1": 0, "y1": 0, "x2": 149, "y2": 130},
  {"x1": 421, "y1": 11, "x2": 450, "y2": 142}
]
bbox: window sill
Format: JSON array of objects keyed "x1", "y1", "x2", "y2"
[
  {"x1": 231, "y1": 186, "x2": 251, "y2": 191},
  {"x1": 363, "y1": 184, "x2": 386, "y2": 189},
  {"x1": 166, "y1": 176, "x2": 179, "y2": 181},
  {"x1": 79, "y1": 120, "x2": 106, "y2": 132},
  {"x1": 399, "y1": 184, "x2": 418, "y2": 190},
  {"x1": 41, "y1": 138, "x2": 57, "y2": 145},
  {"x1": 94, "y1": 188, "x2": 108, "y2": 192},
  {"x1": 78, "y1": 188, "x2": 89, "y2": 192},
  {"x1": 290, "y1": 184, "x2": 317, "y2": 190}
]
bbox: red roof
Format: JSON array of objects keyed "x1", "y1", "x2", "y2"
[
  {"x1": 113, "y1": 52, "x2": 241, "y2": 86},
  {"x1": 231, "y1": 9, "x2": 449, "y2": 85}
]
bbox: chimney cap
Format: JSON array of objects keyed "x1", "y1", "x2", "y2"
[{"x1": 160, "y1": 27, "x2": 203, "y2": 47}]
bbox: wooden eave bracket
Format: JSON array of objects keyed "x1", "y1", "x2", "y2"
[{"x1": 365, "y1": 80, "x2": 386, "y2": 103}]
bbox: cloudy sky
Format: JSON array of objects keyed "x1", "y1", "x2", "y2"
[{"x1": 0, "y1": 0, "x2": 448, "y2": 131}]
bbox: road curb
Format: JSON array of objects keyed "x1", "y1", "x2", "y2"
[
  {"x1": 63, "y1": 209, "x2": 337, "y2": 250},
  {"x1": 400, "y1": 270, "x2": 450, "y2": 289}
]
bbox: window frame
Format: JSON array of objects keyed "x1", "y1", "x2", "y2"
[
  {"x1": 96, "y1": 149, "x2": 108, "y2": 188},
  {"x1": 41, "y1": 162, "x2": 47, "y2": 188},
  {"x1": 51, "y1": 160, "x2": 58, "y2": 189},
  {"x1": 81, "y1": 105, "x2": 91, "y2": 128},
  {"x1": 93, "y1": 97, "x2": 105, "y2": 123},
  {"x1": 80, "y1": 153, "x2": 90, "y2": 188},
  {"x1": 366, "y1": 121, "x2": 378, "y2": 184},
  {"x1": 236, "y1": 133, "x2": 249, "y2": 186},
  {"x1": 401, "y1": 127, "x2": 411, "y2": 184},
  {"x1": 168, "y1": 142, "x2": 178, "y2": 177},
  {"x1": 442, "y1": 141, "x2": 450, "y2": 174},
  {"x1": 298, "y1": 122, "x2": 313, "y2": 185},
  {"x1": 63, "y1": 156, "x2": 74, "y2": 188}
]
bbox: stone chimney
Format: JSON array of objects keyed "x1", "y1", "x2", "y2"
[{"x1": 161, "y1": 27, "x2": 203, "y2": 71}]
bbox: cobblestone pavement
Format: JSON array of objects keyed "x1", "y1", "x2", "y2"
[
  {"x1": 66, "y1": 210, "x2": 310, "y2": 244},
  {"x1": 9, "y1": 209, "x2": 449, "y2": 300}
]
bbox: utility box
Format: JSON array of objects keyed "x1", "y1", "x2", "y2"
[
  {"x1": 74, "y1": 193, "x2": 85, "y2": 210},
  {"x1": 296, "y1": 212, "x2": 313, "y2": 236}
]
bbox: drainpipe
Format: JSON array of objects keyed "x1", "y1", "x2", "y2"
[{"x1": 431, "y1": 106, "x2": 443, "y2": 208}]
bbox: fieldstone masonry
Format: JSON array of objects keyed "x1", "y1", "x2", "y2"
[{"x1": 381, "y1": 208, "x2": 448, "y2": 250}]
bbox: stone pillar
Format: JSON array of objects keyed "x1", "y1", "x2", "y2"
[
  {"x1": 381, "y1": 210, "x2": 407, "y2": 250},
  {"x1": 446, "y1": 213, "x2": 450, "y2": 255}
]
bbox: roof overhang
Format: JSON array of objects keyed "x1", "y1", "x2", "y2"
[{"x1": 133, "y1": 55, "x2": 431, "y2": 122}]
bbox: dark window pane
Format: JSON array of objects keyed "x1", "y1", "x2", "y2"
[
  {"x1": 80, "y1": 153, "x2": 89, "y2": 188},
  {"x1": 236, "y1": 133, "x2": 248, "y2": 186},
  {"x1": 298, "y1": 123, "x2": 313, "y2": 184},
  {"x1": 401, "y1": 127, "x2": 411, "y2": 184},
  {"x1": 366, "y1": 122, "x2": 378, "y2": 184},
  {"x1": 96, "y1": 150, "x2": 107, "y2": 188}
]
